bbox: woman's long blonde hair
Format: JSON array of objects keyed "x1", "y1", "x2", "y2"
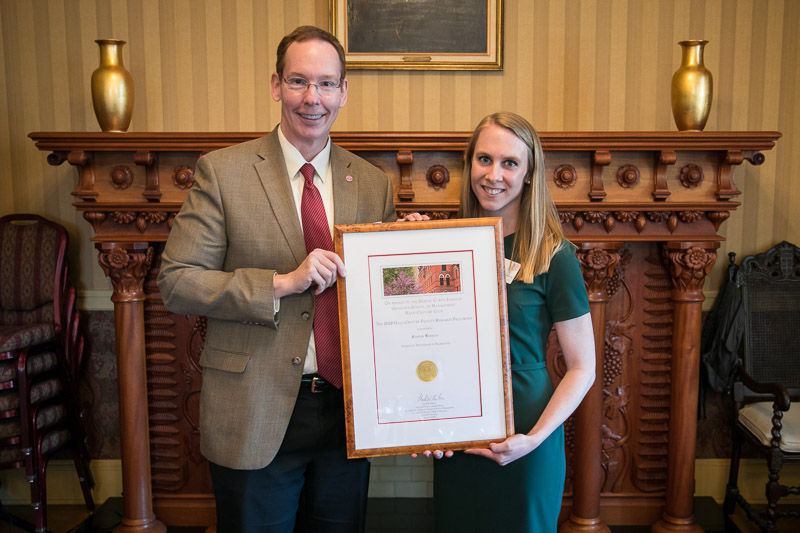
[{"x1": 458, "y1": 112, "x2": 565, "y2": 283}]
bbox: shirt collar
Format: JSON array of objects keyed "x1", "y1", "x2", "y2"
[{"x1": 277, "y1": 126, "x2": 332, "y2": 182}]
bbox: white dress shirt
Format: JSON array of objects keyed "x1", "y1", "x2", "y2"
[{"x1": 276, "y1": 126, "x2": 334, "y2": 375}]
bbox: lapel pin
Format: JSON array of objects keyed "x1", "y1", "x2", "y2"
[{"x1": 346, "y1": 175, "x2": 353, "y2": 182}]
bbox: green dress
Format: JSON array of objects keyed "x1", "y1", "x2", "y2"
[{"x1": 434, "y1": 236, "x2": 590, "y2": 533}]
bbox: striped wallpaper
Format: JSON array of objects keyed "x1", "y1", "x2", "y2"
[{"x1": 1, "y1": 0, "x2": 798, "y2": 292}]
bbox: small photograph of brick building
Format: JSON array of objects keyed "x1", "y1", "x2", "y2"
[{"x1": 382, "y1": 263, "x2": 462, "y2": 296}]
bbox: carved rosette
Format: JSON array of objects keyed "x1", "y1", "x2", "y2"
[
  {"x1": 679, "y1": 163, "x2": 704, "y2": 188},
  {"x1": 425, "y1": 165, "x2": 450, "y2": 190},
  {"x1": 172, "y1": 165, "x2": 195, "y2": 189},
  {"x1": 554, "y1": 164, "x2": 578, "y2": 188},
  {"x1": 616, "y1": 165, "x2": 640, "y2": 188},
  {"x1": 576, "y1": 246, "x2": 621, "y2": 301},
  {"x1": 97, "y1": 245, "x2": 154, "y2": 303},
  {"x1": 109, "y1": 165, "x2": 133, "y2": 189},
  {"x1": 665, "y1": 245, "x2": 716, "y2": 296}
]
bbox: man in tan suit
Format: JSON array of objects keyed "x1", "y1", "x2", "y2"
[{"x1": 158, "y1": 26, "x2": 395, "y2": 532}]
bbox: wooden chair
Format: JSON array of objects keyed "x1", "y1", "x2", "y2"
[
  {"x1": 723, "y1": 241, "x2": 800, "y2": 533},
  {"x1": 0, "y1": 214, "x2": 94, "y2": 533}
]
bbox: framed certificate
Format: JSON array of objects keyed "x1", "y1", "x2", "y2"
[{"x1": 334, "y1": 218, "x2": 513, "y2": 458}]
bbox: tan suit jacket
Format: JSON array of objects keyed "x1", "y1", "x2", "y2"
[{"x1": 157, "y1": 128, "x2": 395, "y2": 469}]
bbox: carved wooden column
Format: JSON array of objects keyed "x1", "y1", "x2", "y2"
[
  {"x1": 97, "y1": 243, "x2": 166, "y2": 533},
  {"x1": 652, "y1": 242, "x2": 717, "y2": 533},
  {"x1": 561, "y1": 243, "x2": 621, "y2": 533}
]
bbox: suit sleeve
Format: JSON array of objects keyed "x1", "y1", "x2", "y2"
[
  {"x1": 157, "y1": 156, "x2": 278, "y2": 328},
  {"x1": 381, "y1": 171, "x2": 396, "y2": 223}
]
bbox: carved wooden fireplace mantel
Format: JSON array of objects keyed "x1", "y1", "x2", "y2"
[{"x1": 29, "y1": 130, "x2": 780, "y2": 532}]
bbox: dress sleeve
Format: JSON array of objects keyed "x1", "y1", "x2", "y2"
[{"x1": 545, "y1": 242, "x2": 590, "y2": 322}]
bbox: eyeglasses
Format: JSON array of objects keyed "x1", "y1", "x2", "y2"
[{"x1": 282, "y1": 77, "x2": 342, "y2": 96}]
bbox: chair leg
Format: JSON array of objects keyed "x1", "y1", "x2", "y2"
[
  {"x1": 34, "y1": 456, "x2": 48, "y2": 533},
  {"x1": 71, "y1": 446, "x2": 95, "y2": 511},
  {"x1": 724, "y1": 428, "x2": 743, "y2": 515},
  {"x1": 764, "y1": 447, "x2": 784, "y2": 533}
]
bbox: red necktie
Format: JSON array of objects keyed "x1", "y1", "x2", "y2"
[{"x1": 300, "y1": 163, "x2": 342, "y2": 388}]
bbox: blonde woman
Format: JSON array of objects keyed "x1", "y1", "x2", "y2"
[{"x1": 432, "y1": 112, "x2": 595, "y2": 532}]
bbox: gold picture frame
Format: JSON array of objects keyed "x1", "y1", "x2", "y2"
[
  {"x1": 334, "y1": 218, "x2": 513, "y2": 458},
  {"x1": 330, "y1": 0, "x2": 503, "y2": 70}
]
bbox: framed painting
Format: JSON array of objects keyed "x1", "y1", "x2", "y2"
[
  {"x1": 334, "y1": 218, "x2": 514, "y2": 458},
  {"x1": 331, "y1": 0, "x2": 503, "y2": 70}
]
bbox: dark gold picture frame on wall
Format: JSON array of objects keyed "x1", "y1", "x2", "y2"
[{"x1": 331, "y1": 0, "x2": 503, "y2": 70}]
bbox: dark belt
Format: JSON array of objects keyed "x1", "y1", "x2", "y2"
[{"x1": 300, "y1": 374, "x2": 331, "y2": 393}]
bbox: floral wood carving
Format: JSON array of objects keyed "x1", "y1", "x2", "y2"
[
  {"x1": 554, "y1": 165, "x2": 578, "y2": 188},
  {"x1": 666, "y1": 245, "x2": 717, "y2": 295},
  {"x1": 679, "y1": 164, "x2": 704, "y2": 188},
  {"x1": 576, "y1": 245, "x2": 621, "y2": 300},
  {"x1": 172, "y1": 165, "x2": 195, "y2": 190},
  {"x1": 109, "y1": 165, "x2": 133, "y2": 189},
  {"x1": 112, "y1": 211, "x2": 137, "y2": 225},
  {"x1": 136, "y1": 211, "x2": 169, "y2": 233},
  {"x1": 397, "y1": 210, "x2": 454, "y2": 220},
  {"x1": 426, "y1": 165, "x2": 449, "y2": 190},
  {"x1": 559, "y1": 211, "x2": 575, "y2": 224},
  {"x1": 616, "y1": 165, "x2": 640, "y2": 188},
  {"x1": 677, "y1": 211, "x2": 703, "y2": 224},
  {"x1": 97, "y1": 245, "x2": 154, "y2": 303},
  {"x1": 584, "y1": 211, "x2": 609, "y2": 224},
  {"x1": 646, "y1": 211, "x2": 670, "y2": 223},
  {"x1": 602, "y1": 386, "x2": 632, "y2": 492}
]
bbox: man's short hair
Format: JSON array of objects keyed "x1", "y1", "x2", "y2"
[{"x1": 276, "y1": 26, "x2": 346, "y2": 82}]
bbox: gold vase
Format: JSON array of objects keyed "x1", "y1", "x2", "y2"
[
  {"x1": 671, "y1": 40, "x2": 712, "y2": 132},
  {"x1": 91, "y1": 39, "x2": 134, "y2": 132}
]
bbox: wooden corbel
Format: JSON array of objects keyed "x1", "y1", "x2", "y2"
[
  {"x1": 589, "y1": 151, "x2": 610, "y2": 201},
  {"x1": 134, "y1": 150, "x2": 162, "y2": 201},
  {"x1": 397, "y1": 150, "x2": 414, "y2": 202},
  {"x1": 67, "y1": 150, "x2": 98, "y2": 200},
  {"x1": 653, "y1": 150, "x2": 676, "y2": 201},
  {"x1": 717, "y1": 150, "x2": 743, "y2": 200}
]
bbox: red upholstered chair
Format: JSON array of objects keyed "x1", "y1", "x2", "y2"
[{"x1": 0, "y1": 214, "x2": 94, "y2": 533}]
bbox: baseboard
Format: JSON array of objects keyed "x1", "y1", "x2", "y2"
[
  {"x1": 1, "y1": 458, "x2": 797, "y2": 506},
  {"x1": 0, "y1": 459, "x2": 122, "y2": 505}
]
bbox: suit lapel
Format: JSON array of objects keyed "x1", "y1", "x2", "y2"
[
  {"x1": 255, "y1": 130, "x2": 307, "y2": 266},
  {"x1": 331, "y1": 144, "x2": 359, "y2": 226}
]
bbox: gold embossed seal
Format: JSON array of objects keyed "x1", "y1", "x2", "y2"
[{"x1": 416, "y1": 361, "x2": 438, "y2": 382}]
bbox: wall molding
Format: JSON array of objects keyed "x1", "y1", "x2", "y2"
[{"x1": 1, "y1": 458, "x2": 797, "y2": 506}]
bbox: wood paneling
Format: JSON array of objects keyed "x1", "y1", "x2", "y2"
[{"x1": 1, "y1": 0, "x2": 799, "y2": 293}]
